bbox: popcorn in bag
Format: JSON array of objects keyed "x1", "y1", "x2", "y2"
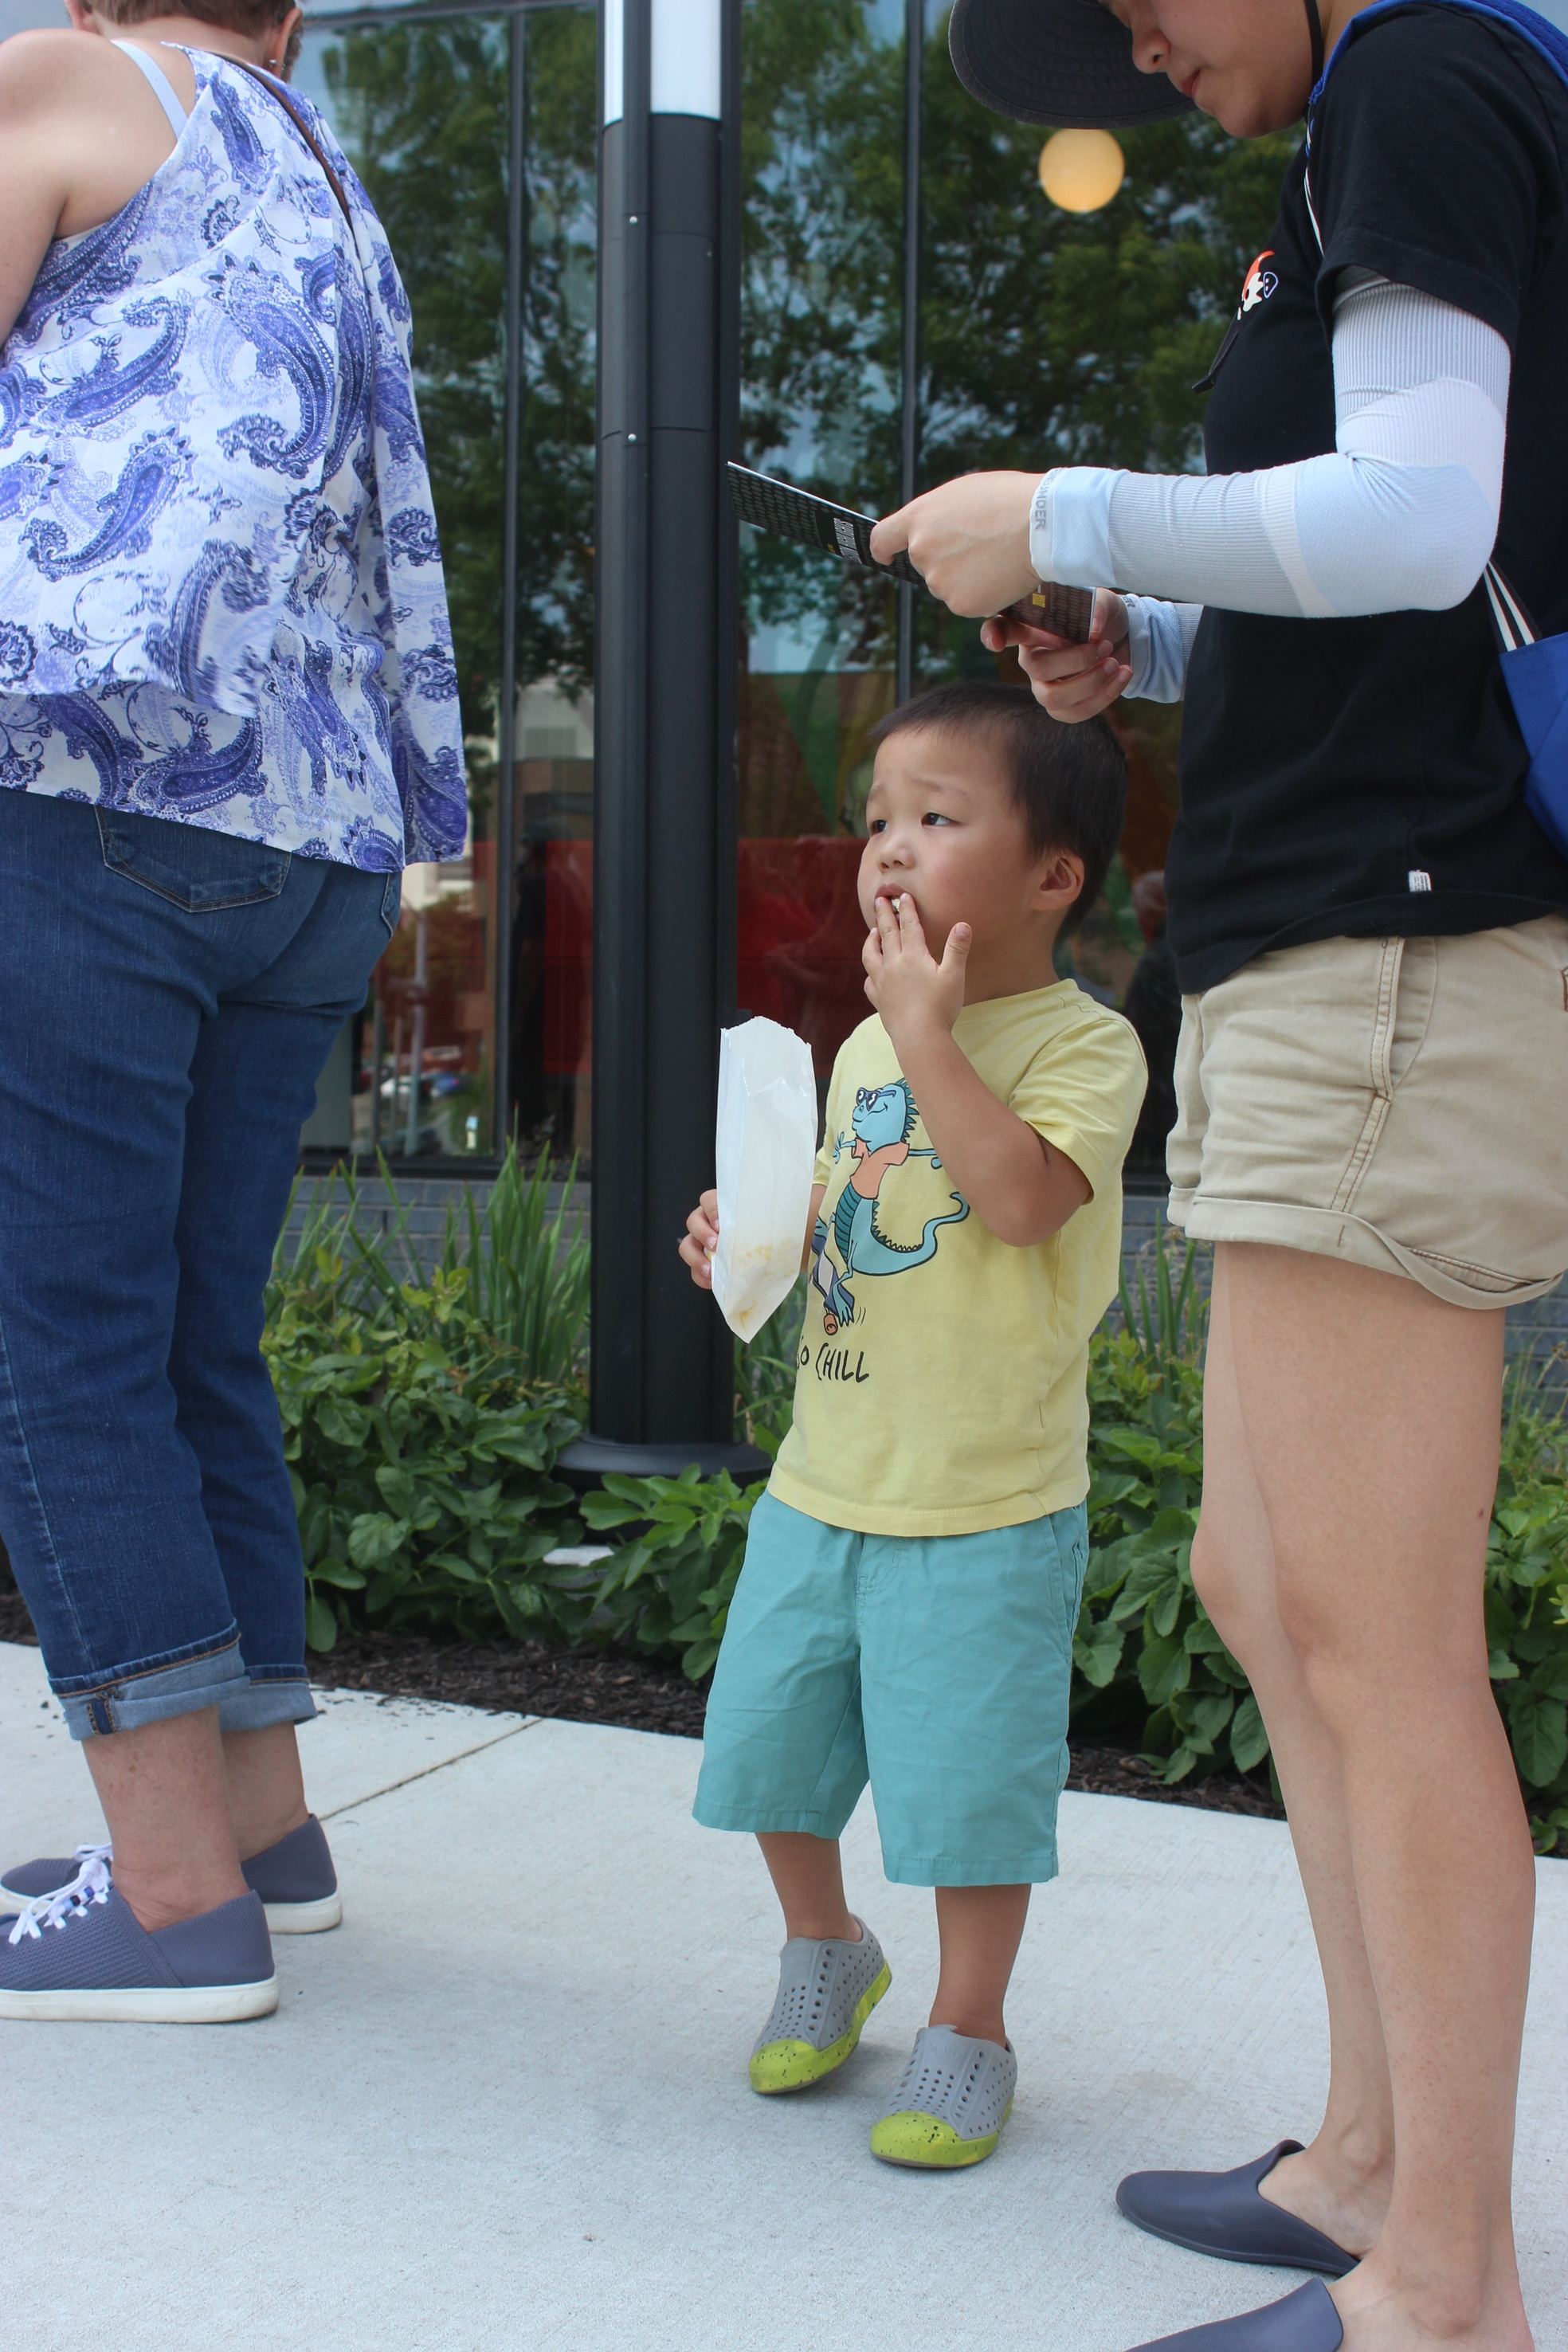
[{"x1": 710, "y1": 1017, "x2": 817, "y2": 1342}]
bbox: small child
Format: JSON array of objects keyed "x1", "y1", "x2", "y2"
[{"x1": 680, "y1": 680, "x2": 1146, "y2": 2170}]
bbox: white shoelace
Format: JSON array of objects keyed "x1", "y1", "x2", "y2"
[{"x1": 7, "y1": 1848, "x2": 113, "y2": 1946}]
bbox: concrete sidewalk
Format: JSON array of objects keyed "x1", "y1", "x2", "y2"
[{"x1": 2, "y1": 1638, "x2": 1563, "y2": 2352}]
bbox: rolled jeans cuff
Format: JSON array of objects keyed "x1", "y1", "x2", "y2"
[
  {"x1": 219, "y1": 1668, "x2": 318, "y2": 1735},
  {"x1": 54, "y1": 1635, "x2": 247, "y2": 1741}
]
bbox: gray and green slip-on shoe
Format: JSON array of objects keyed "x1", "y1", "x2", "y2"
[
  {"x1": 0, "y1": 1854, "x2": 276, "y2": 2023},
  {"x1": 2, "y1": 1813, "x2": 341, "y2": 1935},
  {"x1": 870, "y1": 2023, "x2": 1017, "y2": 2169},
  {"x1": 749, "y1": 1918, "x2": 891, "y2": 2093}
]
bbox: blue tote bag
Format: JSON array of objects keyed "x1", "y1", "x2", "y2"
[
  {"x1": 1308, "y1": 0, "x2": 1568, "y2": 857},
  {"x1": 1484, "y1": 566, "x2": 1568, "y2": 862}
]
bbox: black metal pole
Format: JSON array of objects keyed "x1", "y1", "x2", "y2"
[
  {"x1": 493, "y1": 10, "x2": 527, "y2": 1154},
  {"x1": 709, "y1": 0, "x2": 744, "y2": 1430},
  {"x1": 895, "y1": 0, "x2": 923, "y2": 708},
  {"x1": 566, "y1": 0, "x2": 763, "y2": 1480}
]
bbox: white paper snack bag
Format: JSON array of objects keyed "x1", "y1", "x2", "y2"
[{"x1": 710, "y1": 1017, "x2": 817, "y2": 1343}]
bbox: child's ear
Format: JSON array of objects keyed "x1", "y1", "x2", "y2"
[{"x1": 1032, "y1": 849, "x2": 1085, "y2": 914}]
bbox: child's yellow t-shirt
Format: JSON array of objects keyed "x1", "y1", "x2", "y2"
[{"x1": 767, "y1": 983, "x2": 1147, "y2": 1539}]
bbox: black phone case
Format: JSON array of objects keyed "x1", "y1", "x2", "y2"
[
  {"x1": 727, "y1": 463, "x2": 923, "y2": 585},
  {"x1": 726, "y1": 463, "x2": 1096, "y2": 644}
]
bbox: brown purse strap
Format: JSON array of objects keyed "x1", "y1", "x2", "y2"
[{"x1": 229, "y1": 59, "x2": 354, "y2": 231}]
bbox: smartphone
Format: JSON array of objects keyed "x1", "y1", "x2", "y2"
[{"x1": 726, "y1": 462, "x2": 1096, "y2": 643}]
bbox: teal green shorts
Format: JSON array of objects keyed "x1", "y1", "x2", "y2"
[{"x1": 692, "y1": 1492, "x2": 1088, "y2": 1887}]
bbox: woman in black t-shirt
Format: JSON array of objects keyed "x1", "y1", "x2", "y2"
[{"x1": 875, "y1": 5, "x2": 1566, "y2": 2350}]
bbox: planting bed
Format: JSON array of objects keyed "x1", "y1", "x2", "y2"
[
  {"x1": 304, "y1": 1629, "x2": 1286, "y2": 1817},
  {"x1": 0, "y1": 1556, "x2": 1284, "y2": 1819}
]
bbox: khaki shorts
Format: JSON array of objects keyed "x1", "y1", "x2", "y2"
[{"x1": 1166, "y1": 918, "x2": 1568, "y2": 1308}]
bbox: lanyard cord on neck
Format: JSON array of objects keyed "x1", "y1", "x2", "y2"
[{"x1": 1304, "y1": 0, "x2": 1327, "y2": 88}]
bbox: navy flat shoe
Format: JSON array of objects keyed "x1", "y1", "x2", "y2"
[
  {"x1": 1123, "y1": 2278, "x2": 1343, "y2": 2351},
  {"x1": 1116, "y1": 2142, "x2": 1358, "y2": 2277}
]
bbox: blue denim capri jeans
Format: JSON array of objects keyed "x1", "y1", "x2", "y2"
[{"x1": 0, "y1": 790, "x2": 398, "y2": 1739}]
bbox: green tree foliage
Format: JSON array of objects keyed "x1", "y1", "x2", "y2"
[
  {"x1": 919, "y1": 98, "x2": 1298, "y2": 481},
  {"x1": 738, "y1": 0, "x2": 1296, "y2": 667},
  {"x1": 316, "y1": 4, "x2": 597, "y2": 774},
  {"x1": 739, "y1": 0, "x2": 905, "y2": 655},
  {"x1": 321, "y1": 18, "x2": 512, "y2": 750},
  {"x1": 514, "y1": 6, "x2": 598, "y2": 696}
]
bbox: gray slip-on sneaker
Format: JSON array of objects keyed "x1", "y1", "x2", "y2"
[
  {"x1": 1116, "y1": 2141, "x2": 1358, "y2": 2277},
  {"x1": 1120, "y1": 2279, "x2": 1343, "y2": 2350},
  {"x1": 237, "y1": 1816, "x2": 341, "y2": 1932},
  {"x1": 869, "y1": 2023, "x2": 1017, "y2": 2168},
  {"x1": 0, "y1": 1855, "x2": 277, "y2": 2022},
  {"x1": 749, "y1": 1917, "x2": 891, "y2": 2092},
  {"x1": 2, "y1": 1813, "x2": 341, "y2": 1935}
]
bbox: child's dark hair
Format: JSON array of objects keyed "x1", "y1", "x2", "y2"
[{"x1": 870, "y1": 682, "x2": 1127, "y2": 939}]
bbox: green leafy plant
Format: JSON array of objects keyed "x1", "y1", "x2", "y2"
[
  {"x1": 435, "y1": 1148, "x2": 590, "y2": 1388},
  {"x1": 578, "y1": 1468, "x2": 766, "y2": 1680},
  {"x1": 735, "y1": 1290, "x2": 805, "y2": 1458},
  {"x1": 265, "y1": 1170, "x2": 1568, "y2": 1852},
  {"x1": 1076, "y1": 1224, "x2": 1568, "y2": 1848},
  {"x1": 1487, "y1": 1355, "x2": 1568, "y2": 1849},
  {"x1": 285, "y1": 1146, "x2": 590, "y2": 1390},
  {"x1": 1067, "y1": 1222, "x2": 1254, "y2": 1790},
  {"x1": 265, "y1": 1250, "x2": 583, "y2": 1651},
  {"x1": 1073, "y1": 1315, "x2": 1265, "y2": 1790},
  {"x1": 267, "y1": 1156, "x2": 589, "y2": 1649}
]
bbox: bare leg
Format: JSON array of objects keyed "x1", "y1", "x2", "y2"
[
  {"x1": 221, "y1": 1723, "x2": 310, "y2": 1862},
  {"x1": 1222, "y1": 1244, "x2": 1533, "y2": 2352},
  {"x1": 756, "y1": 1831, "x2": 859, "y2": 1942},
  {"x1": 1193, "y1": 1251, "x2": 1394, "y2": 2256},
  {"x1": 930, "y1": 1884, "x2": 1030, "y2": 2045},
  {"x1": 84, "y1": 1706, "x2": 247, "y2": 1934}
]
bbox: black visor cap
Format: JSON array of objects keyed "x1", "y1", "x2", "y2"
[{"x1": 948, "y1": 0, "x2": 1195, "y2": 128}]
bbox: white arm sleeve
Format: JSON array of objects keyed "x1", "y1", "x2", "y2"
[
  {"x1": 1123, "y1": 595, "x2": 1203, "y2": 701},
  {"x1": 1031, "y1": 281, "x2": 1510, "y2": 628}
]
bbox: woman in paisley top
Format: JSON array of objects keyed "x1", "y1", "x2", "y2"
[{"x1": 0, "y1": 0, "x2": 467, "y2": 2021}]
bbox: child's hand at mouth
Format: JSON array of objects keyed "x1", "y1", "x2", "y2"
[{"x1": 863, "y1": 890, "x2": 971, "y2": 1041}]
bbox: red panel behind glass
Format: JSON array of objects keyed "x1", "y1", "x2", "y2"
[
  {"x1": 543, "y1": 840, "x2": 594, "y2": 1079},
  {"x1": 737, "y1": 836, "x2": 867, "y2": 1079},
  {"x1": 540, "y1": 836, "x2": 869, "y2": 1091}
]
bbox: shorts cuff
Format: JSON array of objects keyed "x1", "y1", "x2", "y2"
[
  {"x1": 879, "y1": 1846, "x2": 1060, "y2": 1888},
  {"x1": 55, "y1": 1638, "x2": 247, "y2": 1741},
  {"x1": 218, "y1": 1673, "x2": 319, "y2": 1734},
  {"x1": 692, "y1": 1801, "x2": 858, "y2": 1840},
  {"x1": 1178, "y1": 1194, "x2": 1563, "y2": 1309}
]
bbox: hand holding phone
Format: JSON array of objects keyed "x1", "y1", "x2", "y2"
[
  {"x1": 992, "y1": 581, "x2": 1095, "y2": 639},
  {"x1": 726, "y1": 464, "x2": 1096, "y2": 644},
  {"x1": 988, "y1": 588, "x2": 1134, "y2": 723}
]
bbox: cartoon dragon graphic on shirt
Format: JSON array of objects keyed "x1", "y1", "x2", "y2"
[{"x1": 809, "y1": 1079, "x2": 968, "y2": 1334}]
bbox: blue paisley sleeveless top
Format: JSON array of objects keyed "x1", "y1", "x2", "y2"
[{"x1": 0, "y1": 49, "x2": 466, "y2": 871}]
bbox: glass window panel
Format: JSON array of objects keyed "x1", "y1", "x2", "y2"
[
  {"x1": 297, "y1": 12, "x2": 513, "y2": 1158},
  {"x1": 506, "y1": 4, "x2": 598, "y2": 1166},
  {"x1": 737, "y1": 0, "x2": 907, "y2": 1088},
  {"x1": 296, "y1": 4, "x2": 597, "y2": 1167}
]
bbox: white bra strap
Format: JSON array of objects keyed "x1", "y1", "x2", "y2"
[{"x1": 112, "y1": 40, "x2": 190, "y2": 141}]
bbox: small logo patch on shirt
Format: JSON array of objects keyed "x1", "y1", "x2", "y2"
[
  {"x1": 1238, "y1": 249, "x2": 1279, "y2": 313},
  {"x1": 1408, "y1": 869, "x2": 1433, "y2": 892}
]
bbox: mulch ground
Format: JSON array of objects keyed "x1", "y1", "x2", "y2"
[
  {"x1": 0, "y1": 1568, "x2": 1285, "y2": 1822},
  {"x1": 304, "y1": 1629, "x2": 1286, "y2": 1818}
]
